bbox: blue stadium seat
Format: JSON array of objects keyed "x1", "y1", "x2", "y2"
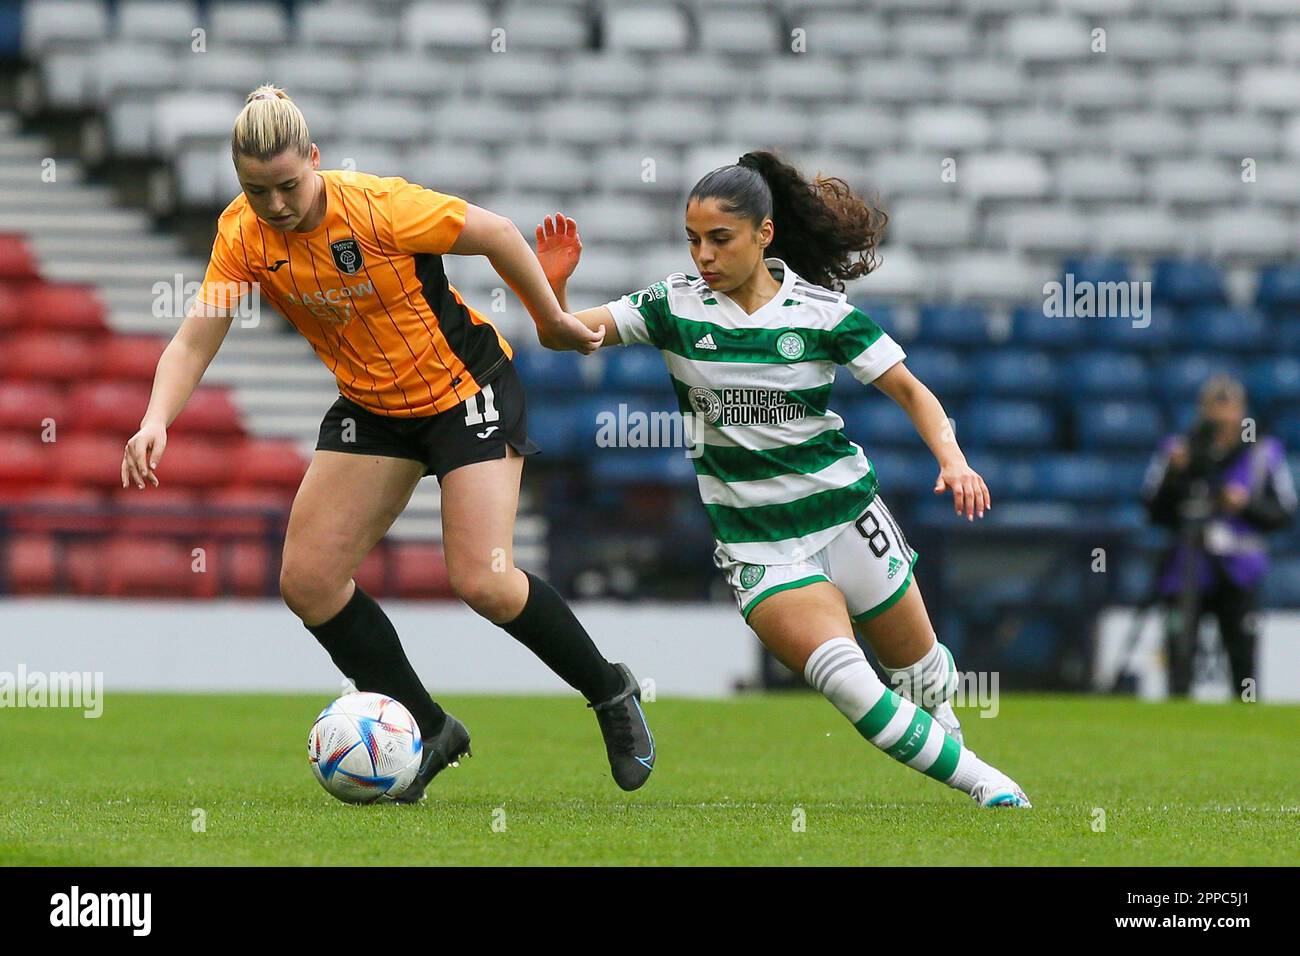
[
  {"x1": 512, "y1": 349, "x2": 597, "y2": 392},
  {"x1": 1177, "y1": 306, "x2": 1269, "y2": 353},
  {"x1": 527, "y1": 401, "x2": 582, "y2": 457},
  {"x1": 590, "y1": 448, "x2": 698, "y2": 487},
  {"x1": 840, "y1": 398, "x2": 922, "y2": 446},
  {"x1": 1254, "y1": 264, "x2": 1300, "y2": 312},
  {"x1": 1156, "y1": 354, "x2": 1248, "y2": 399},
  {"x1": 975, "y1": 454, "x2": 1042, "y2": 500},
  {"x1": 1069, "y1": 352, "x2": 1149, "y2": 396},
  {"x1": 1262, "y1": 557, "x2": 1300, "y2": 606},
  {"x1": 974, "y1": 349, "x2": 1058, "y2": 398},
  {"x1": 1246, "y1": 357, "x2": 1300, "y2": 408},
  {"x1": 897, "y1": 346, "x2": 972, "y2": 397},
  {"x1": 574, "y1": 394, "x2": 684, "y2": 459},
  {"x1": 1037, "y1": 454, "x2": 1147, "y2": 503},
  {"x1": 918, "y1": 304, "x2": 992, "y2": 347},
  {"x1": 1074, "y1": 399, "x2": 1164, "y2": 450},
  {"x1": 1272, "y1": 404, "x2": 1300, "y2": 449},
  {"x1": 855, "y1": 301, "x2": 905, "y2": 341},
  {"x1": 603, "y1": 347, "x2": 671, "y2": 392},
  {"x1": 1012, "y1": 303, "x2": 1087, "y2": 350},
  {"x1": 866, "y1": 449, "x2": 937, "y2": 496},
  {"x1": 961, "y1": 400, "x2": 1056, "y2": 448},
  {"x1": 1152, "y1": 257, "x2": 1228, "y2": 308},
  {"x1": 1091, "y1": 303, "x2": 1176, "y2": 351},
  {"x1": 1061, "y1": 255, "x2": 1131, "y2": 287}
]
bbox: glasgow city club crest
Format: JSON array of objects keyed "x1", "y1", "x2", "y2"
[{"x1": 330, "y1": 238, "x2": 364, "y2": 275}]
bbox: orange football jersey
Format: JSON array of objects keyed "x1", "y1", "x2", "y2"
[{"x1": 197, "y1": 169, "x2": 512, "y2": 417}]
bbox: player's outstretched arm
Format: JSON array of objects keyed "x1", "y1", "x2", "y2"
[
  {"x1": 872, "y1": 361, "x2": 991, "y2": 521},
  {"x1": 121, "y1": 298, "x2": 234, "y2": 490},
  {"x1": 449, "y1": 204, "x2": 603, "y2": 354},
  {"x1": 533, "y1": 213, "x2": 621, "y2": 346}
]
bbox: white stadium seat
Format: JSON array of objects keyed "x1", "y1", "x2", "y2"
[
  {"x1": 755, "y1": 59, "x2": 851, "y2": 104},
  {"x1": 1055, "y1": 65, "x2": 1146, "y2": 111},
  {"x1": 407, "y1": 144, "x2": 499, "y2": 196},
  {"x1": 869, "y1": 153, "x2": 960, "y2": 199},
  {"x1": 1057, "y1": 156, "x2": 1146, "y2": 203},
  {"x1": 1151, "y1": 66, "x2": 1235, "y2": 112},
  {"x1": 206, "y1": 1, "x2": 290, "y2": 49},
  {"x1": 815, "y1": 107, "x2": 903, "y2": 152},
  {"x1": 1206, "y1": 210, "x2": 1296, "y2": 260},
  {"x1": 604, "y1": 6, "x2": 691, "y2": 53},
  {"x1": 1104, "y1": 112, "x2": 1192, "y2": 158},
  {"x1": 726, "y1": 103, "x2": 818, "y2": 153},
  {"x1": 653, "y1": 56, "x2": 749, "y2": 102},
  {"x1": 565, "y1": 197, "x2": 676, "y2": 245},
  {"x1": 1103, "y1": 20, "x2": 1187, "y2": 63},
  {"x1": 1149, "y1": 159, "x2": 1245, "y2": 206},
  {"x1": 632, "y1": 101, "x2": 716, "y2": 149},
  {"x1": 947, "y1": 252, "x2": 1043, "y2": 301},
  {"x1": 1093, "y1": 208, "x2": 1186, "y2": 256},
  {"x1": 334, "y1": 99, "x2": 433, "y2": 149},
  {"x1": 1001, "y1": 16, "x2": 1091, "y2": 63},
  {"x1": 272, "y1": 49, "x2": 361, "y2": 100},
  {"x1": 959, "y1": 152, "x2": 1051, "y2": 201},
  {"x1": 1195, "y1": 113, "x2": 1281, "y2": 158},
  {"x1": 592, "y1": 147, "x2": 689, "y2": 197},
  {"x1": 799, "y1": 13, "x2": 892, "y2": 57},
  {"x1": 1191, "y1": 21, "x2": 1276, "y2": 65},
  {"x1": 851, "y1": 59, "x2": 945, "y2": 104},
  {"x1": 471, "y1": 55, "x2": 566, "y2": 101},
  {"x1": 995, "y1": 110, "x2": 1085, "y2": 154},
  {"x1": 297, "y1": 3, "x2": 397, "y2": 50},
  {"x1": 499, "y1": 5, "x2": 592, "y2": 52},
  {"x1": 568, "y1": 54, "x2": 653, "y2": 101},
  {"x1": 93, "y1": 43, "x2": 180, "y2": 105},
  {"x1": 184, "y1": 50, "x2": 272, "y2": 97},
  {"x1": 844, "y1": 244, "x2": 929, "y2": 300},
  {"x1": 360, "y1": 54, "x2": 459, "y2": 100},
  {"x1": 905, "y1": 107, "x2": 995, "y2": 152},
  {"x1": 536, "y1": 102, "x2": 629, "y2": 148},
  {"x1": 432, "y1": 98, "x2": 531, "y2": 146},
  {"x1": 498, "y1": 144, "x2": 593, "y2": 193},
  {"x1": 401, "y1": 2, "x2": 493, "y2": 52},
  {"x1": 698, "y1": 10, "x2": 783, "y2": 54},
  {"x1": 151, "y1": 92, "x2": 243, "y2": 155},
  {"x1": 986, "y1": 206, "x2": 1095, "y2": 255},
  {"x1": 894, "y1": 18, "x2": 975, "y2": 58},
  {"x1": 888, "y1": 198, "x2": 977, "y2": 248},
  {"x1": 945, "y1": 61, "x2": 1030, "y2": 107},
  {"x1": 23, "y1": 0, "x2": 110, "y2": 55},
  {"x1": 116, "y1": 1, "x2": 201, "y2": 45},
  {"x1": 1239, "y1": 68, "x2": 1300, "y2": 112}
]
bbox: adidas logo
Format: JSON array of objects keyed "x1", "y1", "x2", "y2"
[
  {"x1": 886, "y1": 556, "x2": 903, "y2": 579},
  {"x1": 694, "y1": 333, "x2": 717, "y2": 350}
]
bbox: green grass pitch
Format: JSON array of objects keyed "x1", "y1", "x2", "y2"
[{"x1": 1, "y1": 693, "x2": 1295, "y2": 866}]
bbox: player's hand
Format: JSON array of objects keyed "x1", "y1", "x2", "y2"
[
  {"x1": 121, "y1": 422, "x2": 166, "y2": 489},
  {"x1": 934, "y1": 461, "x2": 990, "y2": 521},
  {"x1": 535, "y1": 213, "x2": 582, "y2": 287},
  {"x1": 538, "y1": 310, "x2": 605, "y2": 354},
  {"x1": 1219, "y1": 483, "x2": 1250, "y2": 513}
]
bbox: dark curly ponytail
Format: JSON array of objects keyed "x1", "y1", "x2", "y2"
[{"x1": 687, "y1": 150, "x2": 888, "y2": 292}]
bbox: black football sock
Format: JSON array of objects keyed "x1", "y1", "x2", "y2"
[
  {"x1": 499, "y1": 571, "x2": 623, "y2": 704},
  {"x1": 305, "y1": 582, "x2": 447, "y2": 737}
]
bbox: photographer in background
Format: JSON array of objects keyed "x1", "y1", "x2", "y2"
[{"x1": 1142, "y1": 376, "x2": 1296, "y2": 699}]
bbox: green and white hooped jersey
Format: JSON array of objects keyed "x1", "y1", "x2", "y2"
[{"x1": 603, "y1": 257, "x2": 906, "y2": 566}]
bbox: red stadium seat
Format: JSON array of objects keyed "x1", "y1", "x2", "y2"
[
  {"x1": 2, "y1": 485, "x2": 111, "y2": 535},
  {"x1": 0, "y1": 281, "x2": 30, "y2": 332},
  {"x1": 206, "y1": 486, "x2": 293, "y2": 536},
  {"x1": 390, "y1": 542, "x2": 453, "y2": 598},
  {"x1": 0, "y1": 433, "x2": 43, "y2": 489},
  {"x1": 0, "y1": 331, "x2": 102, "y2": 381},
  {"x1": 65, "y1": 380, "x2": 153, "y2": 434},
  {"x1": 107, "y1": 485, "x2": 209, "y2": 538},
  {"x1": 0, "y1": 381, "x2": 67, "y2": 432},
  {"x1": 50, "y1": 434, "x2": 132, "y2": 488},
  {"x1": 98, "y1": 335, "x2": 167, "y2": 383},
  {"x1": 20, "y1": 284, "x2": 107, "y2": 333},
  {"x1": 354, "y1": 547, "x2": 388, "y2": 596},
  {"x1": 153, "y1": 439, "x2": 238, "y2": 488},
  {"x1": 3, "y1": 533, "x2": 59, "y2": 594},
  {"x1": 230, "y1": 438, "x2": 310, "y2": 490},
  {"x1": 0, "y1": 235, "x2": 39, "y2": 281},
  {"x1": 71, "y1": 535, "x2": 219, "y2": 597},
  {"x1": 169, "y1": 386, "x2": 245, "y2": 436},
  {"x1": 200, "y1": 537, "x2": 278, "y2": 597}
]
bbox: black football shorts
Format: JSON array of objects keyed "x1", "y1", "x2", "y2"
[{"x1": 315, "y1": 361, "x2": 540, "y2": 481}]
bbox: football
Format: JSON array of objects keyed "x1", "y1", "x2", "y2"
[{"x1": 308, "y1": 692, "x2": 423, "y2": 804}]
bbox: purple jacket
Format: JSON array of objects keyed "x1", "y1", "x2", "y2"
[{"x1": 1142, "y1": 434, "x2": 1296, "y2": 595}]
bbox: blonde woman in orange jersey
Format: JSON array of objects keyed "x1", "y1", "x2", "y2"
[{"x1": 120, "y1": 86, "x2": 654, "y2": 801}]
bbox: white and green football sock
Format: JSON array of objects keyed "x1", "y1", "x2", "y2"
[
  {"x1": 804, "y1": 637, "x2": 998, "y2": 795},
  {"x1": 878, "y1": 639, "x2": 958, "y2": 709}
]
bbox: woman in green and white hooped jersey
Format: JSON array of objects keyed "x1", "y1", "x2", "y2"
[{"x1": 534, "y1": 151, "x2": 1030, "y2": 808}]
